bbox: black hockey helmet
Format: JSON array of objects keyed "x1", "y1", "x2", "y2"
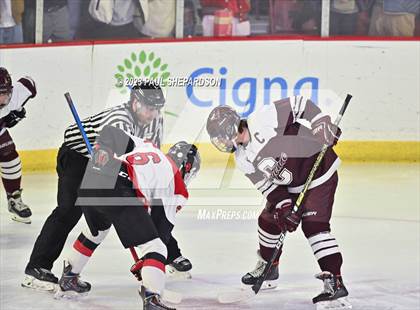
[
  {"x1": 130, "y1": 80, "x2": 165, "y2": 109},
  {"x1": 206, "y1": 106, "x2": 241, "y2": 153},
  {"x1": 167, "y1": 141, "x2": 201, "y2": 185}
]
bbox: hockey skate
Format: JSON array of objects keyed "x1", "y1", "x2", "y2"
[
  {"x1": 166, "y1": 256, "x2": 192, "y2": 279},
  {"x1": 54, "y1": 261, "x2": 91, "y2": 299},
  {"x1": 21, "y1": 267, "x2": 58, "y2": 292},
  {"x1": 7, "y1": 189, "x2": 31, "y2": 224},
  {"x1": 313, "y1": 272, "x2": 352, "y2": 310},
  {"x1": 139, "y1": 286, "x2": 176, "y2": 310},
  {"x1": 241, "y1": 252, "x2": 279, "y2": 290}
]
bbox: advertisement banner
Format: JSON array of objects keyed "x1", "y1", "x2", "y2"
[{"x1": 0, "y1": 40, "x2": 418, "y2": 150}]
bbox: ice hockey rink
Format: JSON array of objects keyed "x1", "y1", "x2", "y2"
[{"x1": 0, "y1": 163, "x2": 419, "y2": 310}]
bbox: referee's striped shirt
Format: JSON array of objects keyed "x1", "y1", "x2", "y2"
[{"x1": 63, "y1": 103, "x2": 163, "y2": 157}]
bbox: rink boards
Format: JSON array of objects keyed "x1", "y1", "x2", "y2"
[{"x1": 0, "y1": 38, "x2": 419, "y2": 170}]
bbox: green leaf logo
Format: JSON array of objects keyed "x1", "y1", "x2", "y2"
[
  {"x1": 114, "y1": 50, "x2": 171, "y2": 94},
  {"x1": 131, "y1": 52, "x2": 137, "y2": 62},
  {"x1": 124, "y1": 59, "x2": 132, "y2": 69},
  {"x1": 134, "y1": 66, "x2": 141, "y2": 77},
  {"x1": 139, "y1": 51, "x2": 146, "y2": 63}
]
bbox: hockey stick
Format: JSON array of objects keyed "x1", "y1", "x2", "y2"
[
  {"x1": 218, "y1": 94, "x2": 353, "y2": 304},
  {"x1": 64, "y1": 92, "x2": 182, "y2": 304},
  {"x1": 64, "y1": 93, "x2": 93, "y2": 155}
]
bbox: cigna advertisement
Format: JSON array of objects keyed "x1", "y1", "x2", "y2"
[
  {"x1": 111, "y1": 48, "x2": 320, "y2": 118},
  {"x1": 1, "y1": 40, "x2": 418, "y2": 149}
]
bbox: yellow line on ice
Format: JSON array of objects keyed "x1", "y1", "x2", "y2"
[{"x1": 18, "y1": 141, "x2": 420, "y2": 172}]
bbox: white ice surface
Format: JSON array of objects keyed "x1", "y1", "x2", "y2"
[{"x1": 1, "y1": 164, "x2": 419, "y2": 309}]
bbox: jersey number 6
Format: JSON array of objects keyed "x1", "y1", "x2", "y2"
[{"x1": 126, "y1": 152, "x2": 162, "y2": 165}]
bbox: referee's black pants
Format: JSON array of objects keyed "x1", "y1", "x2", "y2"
[{"x1": 26, "y1": 145, "x2": 88, "y2": 270}]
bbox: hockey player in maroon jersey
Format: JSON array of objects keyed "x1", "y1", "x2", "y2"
[
  {"x1": 54, "y1": 125, "x2": 201, "y2": 310},
  {"x1": 0, "y1": 67, "x2": 36, "y2": 224},
  {"x1": 206, "y1": 97, "x2": 350, "y2": 308}
]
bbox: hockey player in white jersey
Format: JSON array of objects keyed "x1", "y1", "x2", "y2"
[
  {"x1": 0, "y1": 67, "x2": 36, "y2": 223},
  {"x1": 55, "y1": 125, "x2": 201, "y2": 310},
  {"x1": 23, "y1": 81, "x2": 192, "y2": 289}
]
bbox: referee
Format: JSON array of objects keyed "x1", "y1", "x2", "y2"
[{"x1": 22, "y1": 81, "x2": 188, "y2": 289}]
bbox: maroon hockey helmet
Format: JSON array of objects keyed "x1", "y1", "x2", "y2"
[
  {"x1": 0, "y1": 67, "x2": 12, "y2": 94},
  {"x1": 0, "y1": 67, "x2": 13, "y2": 108},
  {"x1": 167, "y1": 141, "x2": 201, "y2": 185},
  {"x1": 206, "y1": 106, "x2": 241, "y2": 153}
]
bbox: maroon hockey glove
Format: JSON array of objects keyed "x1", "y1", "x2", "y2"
[
  {"x1": 273, "y1": 201, "x2": 301, "y2": 233},
  {"x1": 4, "y1": 108, "x2": 26, "y2": 128},
  {"x1": 283, "y1": 210, "x2": 301, "y2": 232},
  {"x1": 130, "y1": 259, "x2": 144, "y2": 282},
  {"x1": 311, "y1": 115, "x2": 341, "y2": 146}
]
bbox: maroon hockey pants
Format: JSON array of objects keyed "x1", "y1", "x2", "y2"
[{"x1": 258, "y1": 172, "x2": 343, "y2": 275}]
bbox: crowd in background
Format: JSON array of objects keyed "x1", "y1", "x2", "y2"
[{"x1": 1, "y1": 0, "x2": 419, "y2": 45}]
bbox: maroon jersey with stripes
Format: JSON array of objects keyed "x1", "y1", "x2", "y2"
[{"x1": 235, "y1": 96, "x2": 340, "y2": 206}]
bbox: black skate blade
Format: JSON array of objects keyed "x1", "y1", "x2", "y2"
[{"x1": 316, "y1": 297, "x2": 352, "y2": 310}]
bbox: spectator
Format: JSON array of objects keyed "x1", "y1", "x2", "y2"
[
  {"x1": 329, "y1": 0, "x2": 376, "y2": 36},
  {"x1": 369, "y1": 0, "x2": 420, "y2": 36},
  {"x1": 269, "y1": 0, "x2": 298, "y2": 34},
  {"x1": 416, "y1": 14, "x2": 420, "y2": 35},
  {"x1": 68, "y1": 0, "x2": 83, "y2": 39},
  {"x1": 354, "y1": 0, "x2": 376, "y2": 35},
  {"x1": 184, "y1": 0, "x2": 200, "y2": 37},
  {"x1": 200, "y1": 0, "x2": 251, "y2": 36},
  {"x1": 330, "y1": 0, "x2": 361, "y2": 35},
  {"x1": 78, "y1": 0, "x2": 142, "y2": 40},
  {"x1": 22, "y1": 0, "x2": 71, "y2": 43},
  {"x1": 22, "y1": 0, "x2": 34, "y2": 43},
  {"x1": 289, "y1": 0, "x2": 322, "y2": 35},
  {"x1": 43, "y1": 0, "x2": 72, "y2": 42},
  {"x1": 0, "y1": 0, "x2": 24, "y2": 44},
  {"x1": 139, "y1": 0, "x2": 176, "y2": 38}
]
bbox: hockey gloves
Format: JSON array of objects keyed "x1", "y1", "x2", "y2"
[
  {"x1": 130, "y1": 259, "x2": 144, "y2": 282},
  {"x1": 311, "y1": 115, "x2": 341, "y2": 146},
  {"x1": 3, "y1": 108, "x2": 26, "y2": 128},
  {"x1": 273, "y1": 201, "x2": 301, "y2": 233},
  {"x1": 92, "y1": 144, "x2": 114, "y2": 169}
]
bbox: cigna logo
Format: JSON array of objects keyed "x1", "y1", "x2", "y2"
[{"x1": 186, "y1": 66, "x2": 319, "y2": 117}]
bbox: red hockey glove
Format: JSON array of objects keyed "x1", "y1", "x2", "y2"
[
  {"x1": 92, "y1": 144, "x2": 113, "y2": 168},
  {"x1": 311, "y1": 115, "x2": 341, "y2": 146},
  {"x1": 130, "y1": 259, "x2": 144, "y2": 282},
  {"x1": 273, "y1": 201, "x2": 301, "y2": 233}
]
